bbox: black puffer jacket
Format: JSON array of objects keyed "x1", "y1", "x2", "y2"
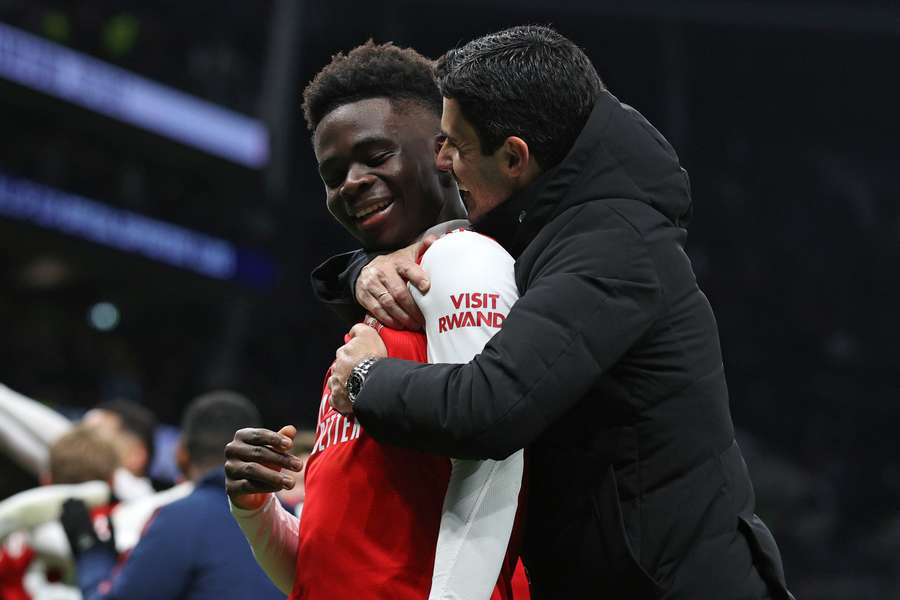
[{"x1": 344, "y1": 91, "x2": 793, "y2": 599}]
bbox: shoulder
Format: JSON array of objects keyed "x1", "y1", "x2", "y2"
[
  {"x1": 154, "y1": 486, "x2": 223, "y2": 525},
  {"x1": 431, "y1": 228, "x2": 508, "y2": 251},
  {"x1": 523, "y1": 201, "x2": 660, "y2": 285},
  {"x1": 422, "y1": 229, "x2": 513, "y2": 270}
]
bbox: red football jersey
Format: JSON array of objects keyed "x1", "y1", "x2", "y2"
[
  {"x1": 291, "y1": 324, "x2": 524, "y2": 600},
  {"x1": 292, "y1": 325, "x2": 447, "y2": 600}
]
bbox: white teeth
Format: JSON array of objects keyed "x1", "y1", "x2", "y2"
[{"x1": 353, "y1": 200, "x2": 391, "y2": 219}]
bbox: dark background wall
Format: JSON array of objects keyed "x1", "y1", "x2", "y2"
[{"x1": 1, "y1": 1, "x2": 898, "y2": 596}]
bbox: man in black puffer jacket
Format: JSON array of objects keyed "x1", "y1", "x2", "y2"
[{"x1": 325, "y1": 26, "x2": 793, "y2": 599}]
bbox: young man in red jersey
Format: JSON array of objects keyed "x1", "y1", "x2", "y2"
[{"x1": 224, "y1": 42, "x2": 528, "y2": 600}]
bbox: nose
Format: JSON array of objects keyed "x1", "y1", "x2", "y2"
[
  {"x1": 435, "y1": 136, "x2": 452, "y2": 172},
  {"x1": 340, "y1": 163, "x2": 373, "y2": 199}
]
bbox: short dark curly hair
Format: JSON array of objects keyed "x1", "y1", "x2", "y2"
[
  {"x1": 436, "y1": 25, "x2": 604, "y2": 170},
  {"x1": 302, "y1": 40, "x2": 441, "y2": 132}
]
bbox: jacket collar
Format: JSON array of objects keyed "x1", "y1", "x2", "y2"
[
  {"x1": 474, "y1": 90, "x2": 691, "y2": 258},
  {"x1": 196, "y1": 467, "x2": 227, "y2": 488}
]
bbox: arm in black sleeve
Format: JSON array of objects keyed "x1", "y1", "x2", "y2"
[
  {"x1": 354, "y1": 214, "x2": 663, "y2": 460},
  {"x1": 309, "y1": 249, "x2": 384, "y2": 325}
]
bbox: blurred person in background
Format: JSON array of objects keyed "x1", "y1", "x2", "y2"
[
  {"x1": 60, "y1": 390, "x2": 283, "y2": 600},
  {"x1": 226, "y1": 41, "x2": 527, "y2": 599},
  {"x1": 1, "y1": 424, "x2": 120, "y2": 600},
  {"x1": 0, "y1": 384, "x2": 157, "y2": 502},
  {"x1": 82, "y1": 399, "x2": 158, "y2": 497}
]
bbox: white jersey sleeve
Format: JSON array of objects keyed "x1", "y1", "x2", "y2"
[
  {"x1": 0, "y1": 383, "x2": 73, "y2": 475},
  {"x1": 411, "y1": 229, "x2": 524, "y2": 600},
  {"x1": 0, "y1": 481, "x2": 110, "y2": 542},
  {"x1": 229, "y1": 494, "x2": 299, "y2": 595}
]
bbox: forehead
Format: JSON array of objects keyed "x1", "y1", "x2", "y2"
[
  {"x1": 83, "y1": 408, "x2": 122, "y2": 432},
  {"x1": 441, "y1": 97, "x2": 475, "y2": 140},
  {"x1": 314, "y1": 97, "x2": 434, "y2": 156},
  {"x1": 317, "y1": 97, "x2": 395, "y2": 141}
]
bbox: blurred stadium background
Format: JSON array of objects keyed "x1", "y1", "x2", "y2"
[{"x1": 0, "y1": 1, "x2": 897, "y2": 596}]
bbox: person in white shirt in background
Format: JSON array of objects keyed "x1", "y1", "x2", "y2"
[
  {"x1": 0, "y1": 385, "x2": 158, "y2": 501},
  {"x1": 0, "y1": 386, "x2": 194, "y2": 598}
]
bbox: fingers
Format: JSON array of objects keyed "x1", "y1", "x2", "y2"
[
  {"x1": 346, "y1": 323, "x2": 371, "y2": 340},
  {"x1": 235, "y1": 427, "x2": 293, "y2": 450},
  {"x1": 382, "y1": 266, "x2": 425, "y2": 326},
  {"x1": 356, "y1": 255, "x2": 425, "y2": 330},
  {"x1": 277, "y1": 424, "x2": 297, "y2": 440},
  {"x1": 224, "y1": 426, "x2": 302, "y2": 503},
  {"x1": 226, "y1": 431, "x2": 302, "y2": 472},
  {"x1": 224, "y1": 459, "x2": 295, "y2": 493},
  {"x1": 357, "y1": 286, "x2": 401, "y2": 329},
  {"x1": 328, "y1": 374, "x2": 352, "y2": 415},
  {"x1": 373, "y1": 267, "x2": 418, "y2": 329}
]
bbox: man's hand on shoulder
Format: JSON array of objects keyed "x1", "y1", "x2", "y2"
[
  {"x1": 355, "y1": 239, "x2": 435, "y2": 330},
  {"x1": 328, "y1": 324, "x2": 388, "y2": 415},
  {"x1": 225, "y1": 425, "x2": 302, "y2": 510}
]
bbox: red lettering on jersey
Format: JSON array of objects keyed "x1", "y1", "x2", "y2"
[
  {"x1": 450, "y1": 292, "x2": 501, "y2": 310},
  {"x1": 330, "y1": 415, "x2": 341, "y2": 446},
  {"x1": 340, "y1": 416, "x2": 352, "y2": 443},
  {"x1": 311, "y1": 412, "x2": 360, "y2": 456},
  {"x1": 438, "y1": 311, "x2": 507, "y2": 332}
]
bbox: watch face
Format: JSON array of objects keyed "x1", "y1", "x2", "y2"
[{"x1": 347, "y1": 372, "x2": 362, "y2": 398}]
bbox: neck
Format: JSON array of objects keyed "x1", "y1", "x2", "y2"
[
  {"x1": 187, "y1": 463, "x2": 219, "y2": 483},
  {"x1": 514, "y1": 162, "x2": 543, "y2": 193}
]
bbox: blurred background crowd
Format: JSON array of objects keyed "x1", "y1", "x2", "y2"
[{"x1": 0, "y1": 0, "x2": 897, "y2": 598}]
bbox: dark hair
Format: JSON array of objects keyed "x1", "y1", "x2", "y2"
[
  {"x1": 181, "y1": 390, "x2": 261, "y2": 467},
  {"x1": 302, "y1": 40, "x2": 442, "y2": 132},
  {"x1": 435, "y1": 25, "x2": 604, "y2": 170},
  {"x1": 96, "y1": 399, "x2": 157, "y2": 468}
]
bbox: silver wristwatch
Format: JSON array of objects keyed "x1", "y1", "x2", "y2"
[{"x1": 346, "y1": 357, "x2": 379, "y2": 405}]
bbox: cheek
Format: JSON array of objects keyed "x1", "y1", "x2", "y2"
[
  {"x1": 453, "y1": 154, "x2": 466, "y2": 175},
  {"x1": 325, "y1": 194, "x2": 342, "y2": 218}
]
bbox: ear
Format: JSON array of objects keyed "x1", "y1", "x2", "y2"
[
  {"x1": 175, "y1": 440, "x2": 190, "y2": 477},
  {"x1": 121, "y1": 440, "x2": 148, "y2": 476},
  {"x1": 500, "y1": 136, "x2": 531, "y2": 177}
]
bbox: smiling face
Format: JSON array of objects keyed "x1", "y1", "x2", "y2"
[
  {"x1": 435, "y1": 98, "x2": 516, "y2": 223},
  {"x1": 314, "y1": 97, "x2": 455, "y2": 250}
]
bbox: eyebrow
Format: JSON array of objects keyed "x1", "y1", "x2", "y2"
[{"x1": 318, "y1": 135, "x2": 395, "y2": 175}]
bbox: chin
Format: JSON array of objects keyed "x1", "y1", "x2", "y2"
[
  {"x1": 465, "y1": 207, "x2": 485, "y2": 223},
  {"x1": 369, "y1": 230, "x2": 406, "y2": 251}
]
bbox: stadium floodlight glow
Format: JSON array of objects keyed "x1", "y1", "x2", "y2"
[
  {"x1": 88, "y1": 302, "x2": 120, "y2": 331},
  {"x1": 0, "y1": 22, "x2": 269, "y2": 168},
  {"x1": 0, "y1": 173, "x2": 238, "y2": 280}
]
